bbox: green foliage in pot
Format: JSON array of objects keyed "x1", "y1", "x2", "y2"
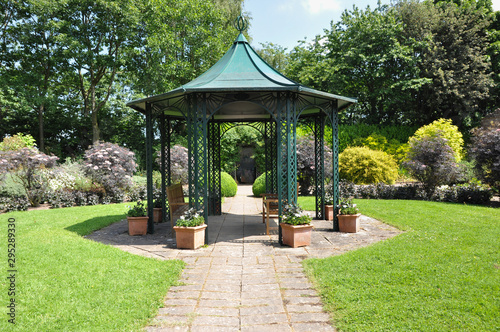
[
  {"x1": 281, "y1": 203, "x2": 312, "y2": 225},
  {"x1": 176, "y1": 208, "x2": 205, "y2": 227},
  {"x1": 337, "y1": 198, "x2": 360, "y2": 215},
  {"x1": 126, "y1": 201, "x2": 147, "y2": 217}
]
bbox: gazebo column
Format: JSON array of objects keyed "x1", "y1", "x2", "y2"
[
  {"x1": 277, "y1": 92, "x2": 298, "y2": 244},
  {"x1": 187, "y1": 94, "x2": 209, "y2": 242},
  {"x1": 330, "y1": 103, "x2": 340, "y2": 231},
  {"x1": 160, "y1": 114, "x2": 171, "y2": 223},
  {"x1": 314, "y1": 113, "x2": 326, "y2": 220},
  {"x1": 145, "y1": 102, "x2": 155, "y2": 233},
  {"x1": 208, "y1": 121, "x2": 221, "y2": 216},
  {"x1": 264, "y1": 120, "x2": 278, "y2": 194}
]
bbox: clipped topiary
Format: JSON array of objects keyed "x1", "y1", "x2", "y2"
[
  {"x1": 409, "y1": 118, "x2": 464, "y2": 161},
  {"x1": 252, "y1": 172, "x2": 269, "y2": 197},
  {"x1": 339, "y1": 147, "x2": 398, "y2": 185},
  {"x1": 221, "y1": 172, "x2": 237, "y2": 197}
]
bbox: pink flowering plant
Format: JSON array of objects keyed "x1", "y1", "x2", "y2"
[
  {"x1": 0, "y1": 147, "x2": 58, "y2": 206},
  {"x1": 155, "y1": 145, "x2": 188, "y2": 184},
  {"x1": 281, "y1": 202, "x2": 312, "y2": 225},
  {"x1": 84, "y1": 142, "x2": 137, "y2": 193}
]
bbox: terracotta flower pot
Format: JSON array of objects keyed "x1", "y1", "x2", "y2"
[
  {"x1": 280, "y1": 223, "x2": 313, "y2": 248},
  {"x1": 338, "y1": 214, "x2": 361, "y2": 233},
  {"x1": 127, "y1": 216, "x2": 148, "y2": 236},
  {"x1": 173, "y1": 224, "x2": 207, "y2": 249},
  {"x1": 153, "y1": 208, "x2": 162, "y2": 223},
  {"x1": 325, "y1": 205, "x2": 334, "y2": 221}
]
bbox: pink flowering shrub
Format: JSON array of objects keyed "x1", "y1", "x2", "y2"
[
  {"x1": 0, "y1": 147, "x2": 59, "y2": 206},
  {"x1": 155, "y1": 145, "x2": 188, "y2": 184},
  {"x1": 83, "y1": 142, "x2": 137, "y2": 194}
]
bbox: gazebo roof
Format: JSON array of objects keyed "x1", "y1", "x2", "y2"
[{"x1": 127, "y1": 32, "x2": 356, "y2": 116}]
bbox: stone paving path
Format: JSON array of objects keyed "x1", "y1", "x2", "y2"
[{"x1": 87, "y1": 185, "x2": 401, "y2": 331}]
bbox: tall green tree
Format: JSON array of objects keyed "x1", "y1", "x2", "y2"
[
  {"x1": 58, "y1": 0, "x2": 141, "y2": 144},
  {"x1": 130, "y1": 0, "x2": 237, "y2": 96},
  {"x1": 398, "y1": 0, "x2": 493, "y2": 127},
  {"x1": 5, "y1": 0, "x2": 66, "y2": 152},
  {"x1": 288, "y1": 5, "x2": 426, "y2": 125}
]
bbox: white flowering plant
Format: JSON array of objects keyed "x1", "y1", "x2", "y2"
[
  {"x1": 176, "y1": 208, "x2": 205, "y2": 227},
  {"x1": 281, "y1": 203, "x2": 312, "y2": 225},
  {"x1": 337, "y1": 197, "x2": 360, "y2": 215}
]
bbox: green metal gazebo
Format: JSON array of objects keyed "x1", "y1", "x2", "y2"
[{"x1": 127, "y1": 20, "x2": 356, "y2": 244}]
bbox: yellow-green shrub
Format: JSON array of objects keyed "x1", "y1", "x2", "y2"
[
  {"x1": 355, "y1": 133, "x2": 409, "y2": 164},
  {"x1": 339, "y1": 147, "x2": 398, "y2": 184},
  {"x1": 409, "y1": 119, "x2": 464, "y2": 161}
]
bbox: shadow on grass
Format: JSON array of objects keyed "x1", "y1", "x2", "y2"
[{"x1": 65, "y1": 214, "x2": 125, "y2": 236}]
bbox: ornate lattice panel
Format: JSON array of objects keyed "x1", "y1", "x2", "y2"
[
  {"x1": 208, "y1": 121, "x2": 221, "y2": 215},
  {"x1": 330, "y1": 103, "x2": 340, "y2": 231},
  {"x1": 187, "y1": 94, "x2": 208, "y2": 225},
  {"x1": 314, "y1": 114, "x2": 326, "y2": 220}
]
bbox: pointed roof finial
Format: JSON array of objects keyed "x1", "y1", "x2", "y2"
[{"x1": 234, "y1": 14, "x2": 248, "y2": 33}]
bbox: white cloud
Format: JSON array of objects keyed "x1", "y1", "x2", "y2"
[{"x1": 301, "y1": 0, "x2": 341, "y2": 14}]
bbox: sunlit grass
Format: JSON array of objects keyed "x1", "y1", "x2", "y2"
[
  {"x1": 303, "y1": 200, "x2": 500, "y2": 331},
  {"x1": 0, "y1": 204, "x2": 184, "y2": 331}
]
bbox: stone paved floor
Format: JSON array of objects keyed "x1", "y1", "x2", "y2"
[{"x1": 86, "y1": 185, "x2": 401, "y2": 331}]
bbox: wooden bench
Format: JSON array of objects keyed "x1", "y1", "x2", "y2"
[
  {"x1": 261, "y1": 193, "x2": 279, "y2": 235},
  {"x1": 166, "y1": 183, "x2": 189, "y2": 227}
]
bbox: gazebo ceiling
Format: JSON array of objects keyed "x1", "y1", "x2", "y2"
[{"x1": 127, "y1": 32, "x2": 356, "y2": 120}]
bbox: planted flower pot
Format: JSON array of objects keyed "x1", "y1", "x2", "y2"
[
  {"x1": 280, "y1": 223, "x2": 313, "y2": 248},
  {"x1": 338, "y1": 214, "x2": 361, "y2": 233},
  {"x1": 325, "y1": 205, "x2": 334, "y2": 221},
  {"x1": 127, "y1": 216, "x2": 148, "y2": 236},
  {"x1": 153, "y1": 208, "x2": 162, "y2": 223},
  {"x1": 173, "y1": 224, "x2": 207, "y2": 249}
]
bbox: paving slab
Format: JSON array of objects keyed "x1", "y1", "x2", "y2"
[{"x1": 86, "y1": 184, "x2": 400, "y2": 331}]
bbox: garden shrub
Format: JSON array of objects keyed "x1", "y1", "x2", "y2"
[
  {"x1": 252, "y1": 172, "x2": 269, "y2": 197},
  {"x1": 469, "y1": 128, "x2": 500, "y2": 192},
  {"x1": 155, "y1": 145, "x2": 188, "y2": 184},
  {"x1": 83, "y1": 142, "x2": 137, "y2": 194},
  {"x1": 221, "y1": 172, "x2": 237, "y2": 197},
  {"x1": 0, "y1": 133, "x2": 37, "y2": 151},
  {"x1": 403, "y1": 135, "x2": 461, "y2": 197},
  {"x1": 336, "y1": 180, "x2": 492, "y2": 205},
  {"x1": 0, "y1": 147, "x2": 59, "y2": 206},
  {"x1": 0, "y1": 195, "x2": 29, "y2": 212},
  {"x1": 339, "y1": 147, "x2": 398, "y2": 184},
  {"x1": 353, "y1": 133, "x2": 409, "y2": 164},
  {"x1": 47, "y1": 190, "x2": 75, "y2": 209},
  {"x1": 337, "y1": 124, "x2": 417, "y2": 152},
  {"x1": 128, "y1": 185, "x2": 147, "y2": 202},
  {"x1": 296, "y1": 136, "x2": 332, "y2": 195},
  {"x1": 409, "y1": 118, "x2": 465, "y2": 161}
]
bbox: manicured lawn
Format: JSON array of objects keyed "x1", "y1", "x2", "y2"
[
  {"x1": 0, "y1": 204, "x2": 184, "y2": 331},
  {"x1": 303, "y1": 200, "x2": 500, "y2": 331}
]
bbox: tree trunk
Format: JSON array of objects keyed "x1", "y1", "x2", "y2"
[
  {"x1": 38, "y1": 104, "x2": 45, "y2": 152},
  {"x1": 91, "y1": 85, "x2": 100, "y2": 143}
]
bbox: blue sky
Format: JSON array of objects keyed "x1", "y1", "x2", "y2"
[{"x1": 244, "y1": 0, "x2": 500, "y2": 50}]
